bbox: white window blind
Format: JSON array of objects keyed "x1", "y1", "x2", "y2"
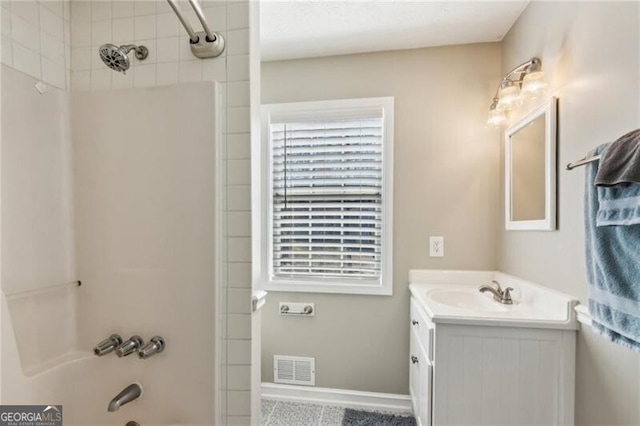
[{"x1": 271, "y1": 117, "x2": 383, "y2": 281}]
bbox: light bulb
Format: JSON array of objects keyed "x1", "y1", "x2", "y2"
[
  {"x1": 496, "y1": 82, "x2": 520, "y2": 110},
  {"x1": 487, "y1": 108, "x2": 507, "y2": 127},
  {"x1": 521, "y1": 70, "x2": 548, "y2": 97}
]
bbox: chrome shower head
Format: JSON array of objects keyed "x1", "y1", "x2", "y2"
[{"x1": 98, "y1": 44, "x2": 149, "y2": 73}]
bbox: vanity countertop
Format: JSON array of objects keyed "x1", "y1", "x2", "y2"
[{"x1": 409, "y1": 269, "x2": 579, "y2": 330}]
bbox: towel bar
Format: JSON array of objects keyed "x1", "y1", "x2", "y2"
[{"x1": 566, "y1": 155, "x2": 600, "y2": 170}]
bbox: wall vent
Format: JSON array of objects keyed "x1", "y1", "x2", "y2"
[{"x1": 274, "y1": 355, "x2": 315, "y2": 386}]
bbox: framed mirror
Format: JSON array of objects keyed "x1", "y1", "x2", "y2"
[{"x1": 505, "y1": 97, "x2": 557, "y2": 231}]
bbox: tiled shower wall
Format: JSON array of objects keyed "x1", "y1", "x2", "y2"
[
  {"x1": 1, "y1": 0, "x2": 252, "y2": 423},
  {"x1": 0, "y1": 0, "x2": 71, "y2": 89}
]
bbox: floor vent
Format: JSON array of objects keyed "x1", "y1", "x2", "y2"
[{"x1": 274, "y1": 355, "x2": 315, "y2": 386}]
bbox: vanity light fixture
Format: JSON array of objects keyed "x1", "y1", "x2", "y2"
[{"x1": 487, "y1": 57, "x2": 548, "y2": 127}]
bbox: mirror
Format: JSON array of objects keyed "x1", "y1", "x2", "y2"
[{"x1": 505, "y1": 97, "x2": 557, "y2": 230}]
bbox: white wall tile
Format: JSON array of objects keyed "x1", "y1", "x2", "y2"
[
  {"x1": 227, "y1": 54, "x2": 248, "y2": 81},
  {"x1": 112, "y1": 1, "x2": 133, "y2": 19},
  {"x1": 228, "y1": 237, "x2": 251, "y2": 262},
  {"x1": 91, "y1": 19, "x2": 112, "y2": 46},
  {"x1": 71, "y1": 1, "x2": 91, "y2": 23},
  {"x1": 12, "y1": 41, "x2": 40, "y2": 77},
  {"x1": 91, "y1": 1, "x2": 112, "y2": 22},
  {"x1": 1, "y1": 10, "x2": 11, "y2": 36},
  {"x1": 178, "y1": 36, "x2": 195, "y2": 61},
  {"x1": 133, "y1": 0, "x2": 156, "y2": 17},
  {"x1": 228, "y1": 289, "x2": 251, "y2": 313},
  {"x1": 40, "y1": 34, "x2": 65, "y2": 64},
  {"x1": 202, "y1": 57, "x2": 226, "y2": 81},
  {"x1": 226, "y1": 2, "x2": 247, "y2": 30},
  {"x1": 41, "y1": 56, "x2": 66, "y2": 88},
  {"x1": 203, "y1": 5, "x2": 226, "y2": 32},
  {"x1": 11, "y1": 0, "x2": 39, "y2": 25},
  {"x1": 134, "y1": 14, "x2": 155, "y2": 40},
  {"x1": 178, "y1": 59, "x2": 202, "y2": 82},
  {"x1": 133, "y1": 62, "x2": 155, "y2": 87},
  {"x1": 71, "y1": 46, "x2": 91, "y2": 70},
  {"x1": 2, "y1": 35, "x2": 13, "y2": 66},
  {"x1": 11, "y1": 13, "x2": 40, "y2": 52},
  {"x1": 227, "y1": 365, "x2": 251, "y2": 390},
  {"x1": 71, "y1": 20, "x2": 91, "y2": 47},
  {"x1": 71, "y1": 69, "x2": 90, "y2": 90},
  {"x1": 156, "y1": 12, "x2": 179, "y2": 38},
  {"x1": 227, "y1": 106, "x2": 250, "y2": 133},
  {"x1": 227, "y1": 390, "x2": 251, "y2": 415},
  {"x1": 227, "y1": 340, "x2": 251, "y2": 364},
  {"x1": 226, "y1": 159, "x2": 250, "y2": 185},
  {"x1": 156, "y1": 61, "x2": 178, "y2": 85},
  {"x1": 90, "y1": 67, "x2": 111, "y2": 90},
  {"x1": 227, "y1": 314, "x2": 250, "y2": 339},
  {"x1": 112, "y1": 17, "x2": 134, "y2": 44},
  {"x1": 227, "y1": 186, "x2": 251, "y2": 212},
  {"x1": 226, "y1": 28, "x2": 248, "y2": 56},
  {"x1": 41, "y1": 1, "x2": 64, "y2": 19},
  {"x1": 227, "y1": 133, "x2": 250, "y2": 159},
  {"x1": 227, "y1": 211, "x2": 250, "y2": 237},
  {"x1": 156, "y1": 36, "x2": 179, "y2": 63},
  {"x1": 227, "y1": 81, "x2": 248, "y2": 107},
  {"x1": 39, "y1": 4, "x2": 64, "y2": 39},
  {"x1": 111, "y1": 68, "x2": 133, "y2": 89}
]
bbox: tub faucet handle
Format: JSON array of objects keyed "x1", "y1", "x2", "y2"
[
  {"x1": 138, "y1": 336, "x2": 165, "y2": 359},
  {"x1": 115, "y1": 335, "x2": 144, "y2": 357},
  {"x1": 94, "y1": 334, "x2": 123, "y2": 357}
]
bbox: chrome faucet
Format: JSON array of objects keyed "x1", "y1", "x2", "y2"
[
  {"x1": 115, "y1": 335, "x2": 144, "y2": 357},
  {"x1": 138, "y1": 336, "x2": 165, "y2": 359},
  {"x1": 108, "y1": 383, "x2": 142, "y2": 412},
  {"x1": 94, "y1": 334, "x2": 123, "y2": 357},
  {"x1": 479, "y1": 280, "x2": 514, "y2": 305}
]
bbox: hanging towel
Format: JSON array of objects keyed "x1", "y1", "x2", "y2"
[
  {"x1": 595, "y1": 128, "x2": 640, "y2": 186},
  {"x1": 585, "y1": 143, "x2": 640, "y2": 351}
]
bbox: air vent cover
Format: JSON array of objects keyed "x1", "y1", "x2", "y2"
[{"x1": 274, "y1": 355, "x2": 315, "y2": 386}]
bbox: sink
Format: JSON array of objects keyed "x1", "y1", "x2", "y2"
[{"x1": 426, "y1": 288, "x2": 510, "y2": 312}]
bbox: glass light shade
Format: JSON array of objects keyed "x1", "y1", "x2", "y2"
[
  {"x1": 496, "y1": 84, "x2": 520, "y2": 110},
  {"x1": 521, "y1": 70, "x2": 548, "y2": 97},
  {"x1": 487, "y1": 108, "x2": 507, "y2": 127}
]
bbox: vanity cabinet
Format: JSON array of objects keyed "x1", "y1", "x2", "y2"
[{"x1": 409, "y1": 297, "x2": 576, "y2": 426}]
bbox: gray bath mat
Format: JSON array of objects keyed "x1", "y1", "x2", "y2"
[{"x1": 342, "y1": 408, "x2": 416, "y2": 426}]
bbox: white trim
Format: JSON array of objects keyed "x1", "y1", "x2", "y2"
[
  {"x1": 575, "y1": 304, "x2": 592, "y2": 327},
  {"x1": 505, "y1": 97, "x2": 557, "y2": 231},
  {"x1": 252, "y1": 290, "x2": 268, "y2": 312},
  {"x1": 256, "y1": 97, "x2": 394, "y2": 296},
  {"x1": 261, "y1": 383, "x2": 413, "y2": 413}
]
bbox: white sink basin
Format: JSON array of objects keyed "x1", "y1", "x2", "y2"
[
  {"x1": 427, "y1": 288, "x2": 509, "y2": 312},
  {"x1": 408, "y1": 270, "x2": 579, "y2": 329}
]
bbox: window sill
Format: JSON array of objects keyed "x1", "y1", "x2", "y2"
[{"x1": 263, "y1": 281, "x2": 392, "y2": 296}]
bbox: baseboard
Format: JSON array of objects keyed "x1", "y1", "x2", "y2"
[{"x1": 261, "y1": 382, "x2": 413, "y2": 413}]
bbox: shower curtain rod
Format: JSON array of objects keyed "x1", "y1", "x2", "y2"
[
  {"x1": 166, "y1": 0, "x2": 217, "y2": 43},
  {"x1": 5, "y1": 280, "x2": 81, "y2": 301}
]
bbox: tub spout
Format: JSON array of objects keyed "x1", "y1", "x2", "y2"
[{"x1": 108, "y1": 383, "x2": 142, "y2": 412}]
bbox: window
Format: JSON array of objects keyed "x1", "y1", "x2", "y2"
[{"x1": 256, "y1": 98, "x2": 393, "y2": 295}]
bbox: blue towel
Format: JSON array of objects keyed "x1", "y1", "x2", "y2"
[{"x1": 585, "y1": 143, "x2": 640, "y2": 351}]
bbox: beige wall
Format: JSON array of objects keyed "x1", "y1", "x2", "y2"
[
  {"x1": 498, "y1": 2, "x2": 640, "y2": 424},
  {"x1": 261, "y1": 43, "x2": 502, "y2": 393}
]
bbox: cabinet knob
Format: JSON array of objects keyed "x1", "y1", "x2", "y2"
[
  {"x1": 411, "y1": 355, "x2": 419, "y2": 364},
  {"x1": 411, "y1": 320, "x2": 419, "y2": 326}
]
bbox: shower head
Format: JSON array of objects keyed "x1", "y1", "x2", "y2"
[{"x1": 98, "y1": 44, "x2": 149, "y2": 73}]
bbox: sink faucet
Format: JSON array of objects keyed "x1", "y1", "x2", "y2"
[
  {"x1": 108, "y1": 383, "x2": 142, "y2": 412},
  {"x1": 478, "y1": 280, "x2": 513, "y2": 305}
]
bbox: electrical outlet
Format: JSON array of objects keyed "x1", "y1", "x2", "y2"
[{"x1": 429, "y1": 236, "x2": 444, "y2": 257}]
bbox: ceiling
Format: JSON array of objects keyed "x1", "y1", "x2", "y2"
[{"x1": 260, "y1": 1, "x2": 529, "y2": 62}]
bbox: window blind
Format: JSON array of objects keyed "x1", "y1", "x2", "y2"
[{"x1": 271, "y1": 117, "x2": 383, "y2": 281}]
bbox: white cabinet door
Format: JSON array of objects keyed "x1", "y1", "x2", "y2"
[{"x1": 410, "y1": 327, "x2": 432, "y2": 426}]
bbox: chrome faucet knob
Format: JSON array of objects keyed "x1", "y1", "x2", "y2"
[
  {"x1": 491, "y1": 280, "x2": 503, "y2": 292},
  {"x1": 138, "y1": 336, "x2": 165, "y2": 359},
  {"x1": 115, "y1": 335, "x2": 144, "y2": 358},
  {"x1": 502, "y1": 287, "x2": 514, "y2": 305},
  {"x1": 93, "y1": 334, "x2": 123, "y2": 357}
]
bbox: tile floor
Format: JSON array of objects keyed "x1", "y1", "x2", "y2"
[{"x1": 261, "y1": 399, "x2": 412, "y2": 426}]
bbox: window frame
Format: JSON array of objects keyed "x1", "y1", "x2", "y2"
[{"x1": 257, "y1": 97, "x2": 394, "y2": 295}]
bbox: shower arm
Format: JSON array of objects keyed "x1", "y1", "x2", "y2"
[
  {"x1": 187, "y1": 0, "x2": 217, "y2": 42},
  {"x1": 166, "y1": 0, "x2": 199, "y2": 44}
]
